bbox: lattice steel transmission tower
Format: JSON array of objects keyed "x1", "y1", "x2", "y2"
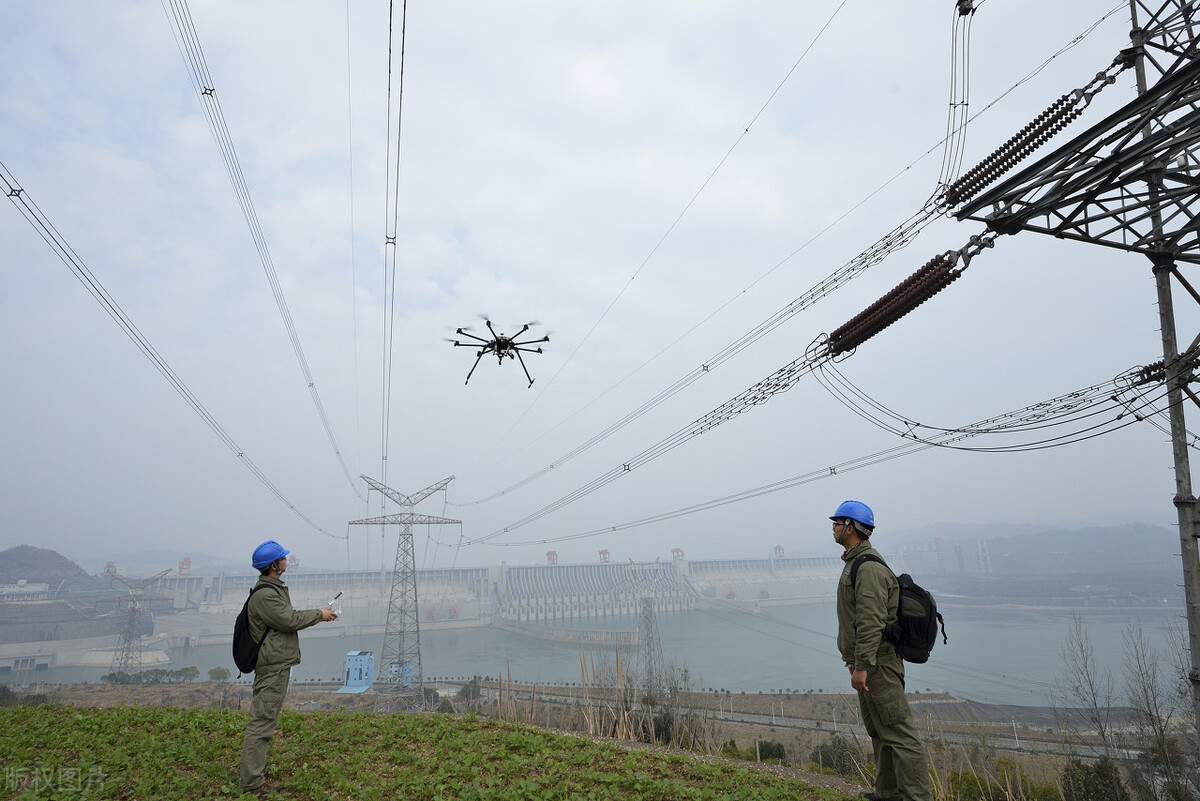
[
  {"x1": 349, "y1": 475, "x2": 457, "y2": 712},
  {"x1": 628, "y1": 560, "x2": 669, "y2": 730},
  {"x1": 956, "y1": 0, "x2": 1200, "y2": 749},
  {"x1": 102, "y1": 569, "x2": 171, "y2": 676}
]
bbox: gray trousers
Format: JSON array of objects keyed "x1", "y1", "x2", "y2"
[
  {"x1": 238, "y1": 666, "x2": 290, "y2": 791},
  {"x1": 857, "y1": 654, "x2": 933, "y2": 801}
]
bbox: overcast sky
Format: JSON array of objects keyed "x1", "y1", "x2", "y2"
[{"x1": 0, "y1": 1, "x2": 1184, "y2": 575}]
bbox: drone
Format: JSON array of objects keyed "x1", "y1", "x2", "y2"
[{"x1": 447, "y1": 318, "x2": 550, "y2": 387}]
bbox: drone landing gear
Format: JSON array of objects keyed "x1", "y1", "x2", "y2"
[{"x1": 449, "y1": 319, "x2": 549, "y2": 387}]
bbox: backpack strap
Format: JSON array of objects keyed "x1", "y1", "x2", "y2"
[
  {"x1": 248, "y1": 584, "x2": 281, "y2": 645},
  {"x1": 849, "y1": 553, "x2": 902, "y2": 652},
  {"x1": 848, "y1": 553, "x2": 892, "y2": 588}
]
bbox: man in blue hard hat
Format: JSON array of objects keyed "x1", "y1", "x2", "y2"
[
  {"x1": 238, "y1": 540, "x2": 336, "y2": 796},
  {"x1": 831, "y1": 501, "x2": 932, "y2": 801}
]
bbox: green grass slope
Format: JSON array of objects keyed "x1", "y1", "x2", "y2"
[{"x1": 1, "y1": 705, "x2": 853, "y2": 800}]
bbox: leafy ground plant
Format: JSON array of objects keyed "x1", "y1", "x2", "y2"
[{"x1": 1, "y1": 705, "x2": 856, "y2": 800}]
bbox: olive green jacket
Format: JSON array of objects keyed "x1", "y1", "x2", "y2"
[
  {"x1": 247, "y1": 576, "x2": 322, "y2": 672},
  {"x1": 836, "y1": 541, "x2": 899, "y2": 671}
]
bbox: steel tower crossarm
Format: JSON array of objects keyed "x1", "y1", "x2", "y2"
[
  {"x1": 360, "y1": 474, "x2": 453, "y2": 508},
  {"x1": 348, "y1": 512, "x2": 461, "y2": 526},
  {"x1": 957, "y1": 56, "x2": 1200, "y2": 262}
]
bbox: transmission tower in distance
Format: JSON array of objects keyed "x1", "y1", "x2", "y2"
[
  {"x1": 628, "y1": 560, "x2": 669, "y2": 734},
  {"x1": 349, "y1": 475, "x2": 458, "y2": 713},
  {"x1": 100, "y1": 568, "x2": 171, "y2": 676}
]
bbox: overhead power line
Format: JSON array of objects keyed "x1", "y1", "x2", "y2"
[
  {"x1": 378, "y1": 0, "x2": 411, "y2": 498},
  {"x1": 464, "y1": 0, "x2": 855, "y2": 475},
  {"x1": 473, "y1": 355, "x2": 1175, "y2": 548},
  {"x1": 160, "y1": 0, "x2": 364, "y2": 503},
  {"x1": 344, "y1": 0, "x2": 365, "y2": 486},
  {"x1": 1, "y1": 162, "x2": 341, "y2": 540},
  {"x1": 465, "y1": 234, "x2": 997, "y2": 544},
  {"x1": 937, "y1": 3, "x2": 976, "y2": 186},
  {"x1": 463, "y1": 33, "x2": 1132, "y2": 541},
  {"x1": 456, "y1": 14, "x2": 1128, "y2": 508}
]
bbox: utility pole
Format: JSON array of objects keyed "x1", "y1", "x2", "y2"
[
  {"x1": 349, "y1": 475, "x2": 458, "y2": 713},
  {"x1": 1131, "y1": 0, "x2": 1200, "y2": 761},
  {"x1": 955, "y1": 0, "x2": 1200, "y2": 751}
]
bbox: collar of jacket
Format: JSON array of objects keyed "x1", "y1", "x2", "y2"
[{"x1": 840, "y1": 540, "x2": 874, "y2": 563}]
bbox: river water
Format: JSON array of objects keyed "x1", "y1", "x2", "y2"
[{"x1": 14, "y1": 603, "x2": 1184, "y2": 707}]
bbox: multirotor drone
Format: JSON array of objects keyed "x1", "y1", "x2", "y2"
[{"x1": 447, "y1": 319, "x2": 550, "y2": 387}]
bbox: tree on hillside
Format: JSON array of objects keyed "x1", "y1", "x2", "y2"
[
  {"x1": 1055, "y1": 617, "x2": 1196, "y2": 800},
  {"x1": 1056, "y1": 614, "x2": 1117, "y2": 757},
  {"x1": 1061, "y1": 757, "x2": 1130, "y2": 801},
  {"x1": 1121, "y1": 625, "x2": 1191, "y2": 801},
  {"x1": 457, "y1": 675, "x2": 484, "y2": 708}
]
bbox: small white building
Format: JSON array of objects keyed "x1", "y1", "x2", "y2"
[{"x1": 335, "y1": 651, "x2": 374, "y2": 694}]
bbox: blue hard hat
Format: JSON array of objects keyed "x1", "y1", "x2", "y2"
[
  {"x1": 830, "y1": 500, "x2": 875, "y2": 530},
  {"x1": 251, "y1": 540, "x2": 291, "y2": 569}
]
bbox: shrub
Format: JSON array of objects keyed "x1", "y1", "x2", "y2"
[
  {"x1": 945, "y1": 764, "x2": 1060, "y2": 801},
  {"x1": 808, "y1": 734, "x2": 862, "y2": 777},
  {"x1": 0, "y1": 686, "x2": 46, "y2": 707},
  {"x1": 1060, "y1": 756, "x2": 1130, "y2": 801},
  {"x1": 758, "y1": 740, "x2": 787, "y2": 764}
]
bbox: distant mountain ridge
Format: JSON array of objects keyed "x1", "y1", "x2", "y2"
[
  {"x1": 984, "y1": 523, "x2": 1177, "y2": 575},
  {"x1": 0, "y1": 545, "x2": 88, "y2": 584},
  {"x1": 891, "y1": 523, "x2": 1184, "y2": 606}
]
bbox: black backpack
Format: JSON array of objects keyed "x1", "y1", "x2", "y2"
[
  {"x1": 850, "y1": 553, "x2": 947, "y2": 664},
  {"x1": 232, "y1": 584, "x2": 279, "y2": 677}
]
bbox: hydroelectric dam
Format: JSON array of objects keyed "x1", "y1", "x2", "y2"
[
  {"x1": 3, "y1": 546, "x2": 971, "y2": 671},
  {"x1": 160, "y1": 552, "x2": 847, "y2": 625},
  {"x1": 136, "y1": 553, "x2": 850, "y2": 658}
]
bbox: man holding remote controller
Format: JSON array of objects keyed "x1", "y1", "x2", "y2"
[{"x1": 237, "y1": 540, "x2": 337, "y2": 796}]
